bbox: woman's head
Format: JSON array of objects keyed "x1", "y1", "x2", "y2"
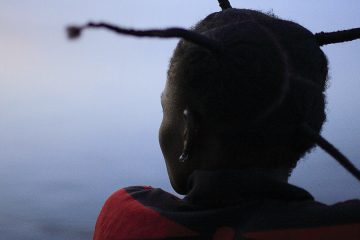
[
  {"x1": 67, "y1": 0, "x2": 360, "y2": 193},
  {"x1": 159, "y1": 9, "x2": 328, "y2": 194}
]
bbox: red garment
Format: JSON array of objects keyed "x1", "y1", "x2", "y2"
[{"x1": 94, "y1": 170, "x2": 360, "y2": 240}]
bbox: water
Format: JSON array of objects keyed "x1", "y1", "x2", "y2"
[{"x1": 0, "y1": 128, "x2": 173, "y2": 239}]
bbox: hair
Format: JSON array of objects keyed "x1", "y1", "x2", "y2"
[
  {"x1": 167, "y1": 9, "x2": 328, "y2": 169},
  {"x1": 66, "y1": 0, "x2": 360, "y2": 180}
]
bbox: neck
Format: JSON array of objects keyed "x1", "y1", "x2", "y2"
[
  {"x1": 184, "y1": 169, "x2": 312, "y2": 206},
  {"x1": 197, "y1": 167, "x2": 290, "y2": 182}
]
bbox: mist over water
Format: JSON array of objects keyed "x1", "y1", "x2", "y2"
[{"x1": 1, "y1": 1, "x2": 359, "y2": 239}]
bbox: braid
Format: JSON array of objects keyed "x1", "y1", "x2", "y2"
[
  {"x1": 66, "y1": 22, "x2": 221, "y2": 52},
  {"x1": 66, "y1": 1, "x2": 360, "y2": 181},
  {"x1": 218, "y1": 0, "x2": 232, "y2": 10},
  {"x1": 302, "y1": 124, "x2": 360, "y2": 181},
  {"x1": 315, "y1": 27, "x2": 360, "y2": 46}
]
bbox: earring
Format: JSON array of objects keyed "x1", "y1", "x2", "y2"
[{"x1": 179, "y1": 151, "x2": 189, "y2": 163}]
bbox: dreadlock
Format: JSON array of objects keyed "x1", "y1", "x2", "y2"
[
  {"x1": 67, "y1": 0, "x2": 360, "y2": 181},
  {"x1": 218, "y1": 0, "x2": 232, "y2": 10},
  {"x1": 316, "y1": 28, "x2": 360, "y2": 46}
]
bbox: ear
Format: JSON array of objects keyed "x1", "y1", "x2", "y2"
[{"x1": 179, "y1": 108, "x2": 197, "y2": 162}]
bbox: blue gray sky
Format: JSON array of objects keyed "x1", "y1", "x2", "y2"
[{"x1": 0, "y1": 0, "x2": 359, "y2": 238}]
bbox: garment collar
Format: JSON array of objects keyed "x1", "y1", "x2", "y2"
[{"x1": 184, "y1": 169, "x2": 314, "y2": 207}]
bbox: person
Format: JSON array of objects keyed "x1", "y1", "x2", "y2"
[{"x1": 68, "y1": 1, "x2": 360, "y2": 239}]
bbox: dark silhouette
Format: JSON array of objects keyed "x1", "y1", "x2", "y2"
[
  {"x1": 68, "y1": 1, "x2": 360, "y2": 239},
  {"x1": 316, "y1": 28, "x2": 360, "y2": 46},
  {"x1": 67, "y1": 8, "x2": 360, "y2": 182}
]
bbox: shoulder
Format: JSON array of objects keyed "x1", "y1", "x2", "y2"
[
  {"x1": 243, "y1": 199, "x2": 360, "y2": 240},
  {"x1": 94, "y1": 186, "x2": 154, "y2": 224},
  {"x1": 293, "y1": 199, "x2": 360, "y2": 223},
  {"x1": 323, "y1": 199, "x2": 360, "y2": 223},
  {"x1": 263, "y1": 198, "x2": 360, "y2": 227},
  {"x1": 103, "y1": 186, "x2": 154, "y2": 203},
  {"x1": 93, "y1": 186, "x2": 152, "y2": 240},
  {"x1": 100, "y1": 186, "x2": 181, "y2": 209},
  {"x1": 93, "y1": 186, "x2": 197, "y2": 240}
]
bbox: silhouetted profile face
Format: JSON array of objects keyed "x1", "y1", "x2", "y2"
[
  {"x1": 159, "y1": 83, "x2": 188, "y2": 193},
  {"x1": 159, "y1": 9, "x2": 328, "y2": 194}
]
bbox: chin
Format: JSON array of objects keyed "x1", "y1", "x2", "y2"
[{"x1": 168, "y1": 172, "x2": 189, "y2": 195}]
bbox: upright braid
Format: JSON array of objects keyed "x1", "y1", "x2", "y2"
[{"x1": 66, "y1": 0, "x2": 360, "y2": 181}]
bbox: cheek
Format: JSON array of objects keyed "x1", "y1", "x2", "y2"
[
  {"x1": 158, "y1": 112, "x2": 194, "y2": 194},
  {"x1": 159, "y1": 117, "x2": 183, "y2": 164},
  {"x1": 158, "y1": 119, "x2": 169, "y2": 159},
  {"x1": 159, "y1": 116, "x2": 188, "y2": 194}
]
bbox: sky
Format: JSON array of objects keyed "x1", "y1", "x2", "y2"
[{"x1": 0, "y1": 0, "x2": 359, "y2": 238}]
